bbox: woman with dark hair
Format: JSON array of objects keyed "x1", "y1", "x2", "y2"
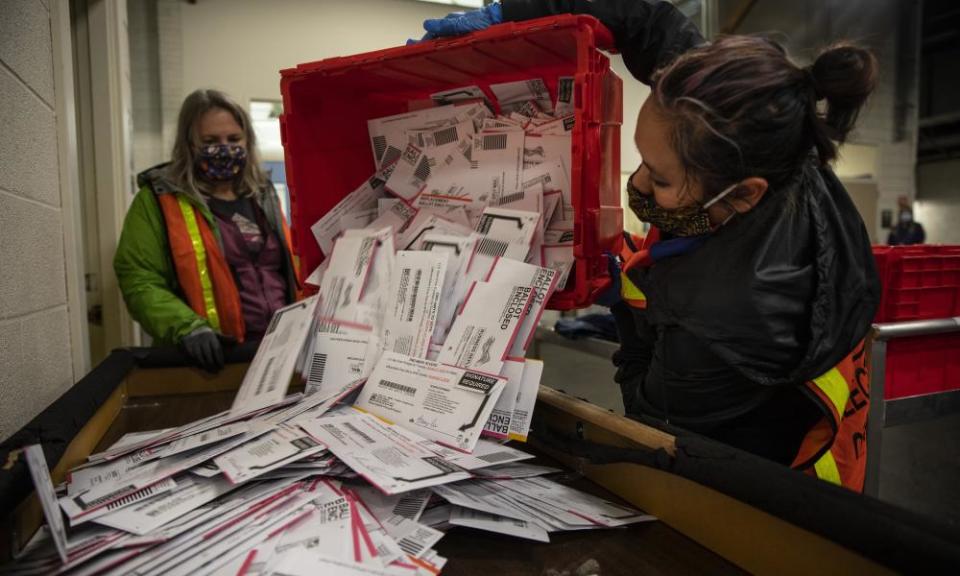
[
  {"x1": 419, "y1": 1, "x2": 880, "y2": 491},
  {"x1": 115, "y1": 89, "x2": 298, "y2": 372}
]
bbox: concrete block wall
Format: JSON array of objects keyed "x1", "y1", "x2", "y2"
[{"x1": 0, "y1": 0, "x2": 75, "y2": 440}]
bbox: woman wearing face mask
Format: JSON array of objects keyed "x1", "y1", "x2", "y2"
[
  {"x1": 419, "y1": 1, "x2": 880, "y2": 491},
  {"x1": 115, "y1": 89, "x2": 298, "y2": 372}
]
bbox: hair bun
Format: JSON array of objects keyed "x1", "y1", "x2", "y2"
[{"x1": 807, "y1": 44, "x2": 878, "y2": 144}]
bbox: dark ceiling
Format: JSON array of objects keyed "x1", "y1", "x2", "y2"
[{"x1": 918, "y1": 0, "x2": 960, "y2": 163}]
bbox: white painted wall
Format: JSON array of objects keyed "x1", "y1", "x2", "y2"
[
  {"x1": 179, "y1": 0, "x2": 452, "y2": 107},
  {"x1": 915, "y1": 159, "x2": 960, "y2": 245},
  {"x1": 0, "y1": 0, "x2": 79, "y2": 440}
]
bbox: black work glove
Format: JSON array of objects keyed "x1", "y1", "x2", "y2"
[{"x1": 182, "y1": 327, "x2": 225, "y2": 373}]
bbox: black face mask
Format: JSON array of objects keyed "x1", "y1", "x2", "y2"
[{"x1": 626, "y1": 171, "x2": 738, "y2": 237}]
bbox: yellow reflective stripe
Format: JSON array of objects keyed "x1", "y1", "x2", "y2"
[
  {"x1": 812, "y1": 367, "x2": 849, "y2": 417},
  {"x1": 620, "y1": 271, "x2": 646, "y2": 302},
  {"x1": 177, "y1": 197, "x2": 220, "y2": 331},
  {"x1": 814, "y1": 450, "x2": 842, "y2": 486}
]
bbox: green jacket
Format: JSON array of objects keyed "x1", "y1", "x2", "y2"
[{"x1": 113, "y1": 163, "x2": 297, "y2": 345}]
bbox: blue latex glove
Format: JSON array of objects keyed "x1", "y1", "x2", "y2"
[
  {"x1": 407, "y1": 3, "x2": 502, "y2": 44},
  {"x1": 594, "y1": 252, "x2": 624, "y2": 308}
]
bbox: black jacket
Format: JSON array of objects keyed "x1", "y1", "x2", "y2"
[{"x1": 503, "y1": 0, "x2": 880, "y2": 457}]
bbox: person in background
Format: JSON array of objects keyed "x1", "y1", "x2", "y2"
[
  {"x1": 115, "y1": 89, "x2": 298, "y2": 372},
  {"x1": 417, "y1": 1, "x2": 880, "y2": 492},
  {"x1": 887, "y1": 208, "x2": 926, "y2": 245}
]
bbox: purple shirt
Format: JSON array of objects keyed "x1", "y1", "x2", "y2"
[{"x1": 208, "y1": 197, "x2": 288, "y2": 341}]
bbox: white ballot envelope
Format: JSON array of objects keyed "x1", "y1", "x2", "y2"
[
  {"x1": 448, "y1": 506, "x2": 550, "y2": 543},
  {"x1": 381, "y1": 250, "x2": 447, "y2": 360},
  {"x1": 368, "y1": 105, "x2": 461, "y2": 168},
  {"x1": 93, "y1": 475, "x2": 236, "y2": 536},
  {"x1": 498, "y1": 476, "x2": 656, "y2": 527},
  {"x1": 230, "y1": 296, "x2": 320, "y2": 417},
  {"x1": 317, "y1": 235, "x2": 378, "y2": 324},
  {"x1": 384, "y1": 143, "x2": 431, "y2": 201},
  {"x1": 310, "y1": 170, "x2": 386, "y2": 258},
  {"x1": 424, "y1": 438, "x2": 533, "y2": 471},
  {"x1": 354, "y1": 351, "x2": 507, "y2": 452},
  {"x1": 508, "y1": 359, "x2": 543, "y2": 442},
  {"x1": 555, "y1": 76, "x2": 575, "y2": 116},
  {"x1": 526, "y1": 114, "x2": 575, "y2": 136},
  {"x1": 490, "y1": 78, "x2": 553, "y2": 114},
  {"x1": 523, "y1": 159, "x2": 570, "y2": 209},
  {"x1": 525, "y1": 134, "x2": 572, "y2": 219},
  {"x1": 482, "y1": 358, "x2": 525, "y2": 440},
  {"x1": 541, "y1": 228, "x2": 575, "y2": 290},
  {"x1": 378, "y1": 197, "x2": 401, "y2": 217},
  {"x1": 487, "y1": 258, "x2": 559, "y2": 356},
  {"x1": 406, "y1": 119, "x2": 474, "y2": 153},
  {"x1": 25, "y1": 445, "x2": 70, "y2": 563},
  {"x1": 431, "y1": 85, "x2": 491, "y2": 108},
  {"x1": 300, "y1": 409, "x2": 472, "y2": 495},
  {"x1": 396, "y1": 211, "x2": 471, "y2": 252},
  {"x1": 344, "y1": 226, "x2": 396, "y2": 332},
  {"x1": 214, "y1": 424, "x2": 326, "y2": 484},
  {"x1": 365, "y1": 198, "x2": 418, "y2": 237},
  {"x1": 304, "y1": 331, "x2": 378, "y2": 397},
  {"x1": 418, "y1": 233, "x2": 476, "y2": 343},
  {"x1": 438, "y1": 281, "x2": 534, "y2": 374},
  {"x1": 471, "y1": 130, "x2": 525, "y2": 206},
  {"x1": 474, "y1": 206, "x2": 540, "y2": 261}
]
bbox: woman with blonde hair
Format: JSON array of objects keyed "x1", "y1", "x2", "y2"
[{"x1": 115, "y1": 89, "x2": 298, "y2": 372}]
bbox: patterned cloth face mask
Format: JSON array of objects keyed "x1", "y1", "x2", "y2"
[
  {"x1": 196, "y1": 143, "x2": 247, "y2": 182},
  {"x1": 626, "y1": 169, "x2": 738, "y2": 237}
]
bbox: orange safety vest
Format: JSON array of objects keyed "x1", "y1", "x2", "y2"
[
  {"x1": 156, "y1": 194, "x2": 246, "y2": 342},
  {"x1": 619, "y1": 230, "x2": 654, "y2": 309},
  {"x1": 618, "y1": 229, "x2": 869, "y2": 492},
  {"x1": 792, "y1": 342, "x2": 870, "y2": 492}
]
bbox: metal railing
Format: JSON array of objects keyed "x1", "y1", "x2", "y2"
[
  {"x1": 865, "y1": 317, "x2": 960, "y2": 496},
  {"x1": 534, "y1": 317, "x2": 960, "y2": 497}
]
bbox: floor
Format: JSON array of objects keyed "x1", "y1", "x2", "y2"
[{"x1": 532, "y1": 326, "x2": 960, "y2": 531}]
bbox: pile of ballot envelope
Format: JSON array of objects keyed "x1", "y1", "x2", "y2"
[
  {"x1": 308, "y1": 77, "x2": 580, "y2": 293},
  {"x1": 13, "y1": 77, "x2": 655, "y2": 576}
]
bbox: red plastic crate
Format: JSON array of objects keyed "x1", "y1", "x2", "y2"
[
  {"x1": 884, "y1": 333, "x2": 960, "y2": 399},
  {"x1": 872, "y1": 245, "x2": 960, "y2": 322},
  {"x1": 279, "y1": 15, "x2": 623, "y2": 310}
]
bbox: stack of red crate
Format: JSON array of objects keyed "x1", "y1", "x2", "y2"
[{"x1": 872, "y1": 245, "x2": 960, "y2": 399}]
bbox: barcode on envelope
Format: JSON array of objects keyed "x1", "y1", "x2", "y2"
[
  {"x1": 407, "y1": 270, "x2": 422, "y2": 322},
  {"x1": 307, "y1": 353, "x2": 327, "y2": 384},
  {"x1": 383, "y1": 146, "x2": 402, "y2": 167},
  {"x1": 343, "y1": 423, "x2": 376, "y2": 444},
  {"x1": 398, "y1": 538, "x2": 425, "y2": 556},
  {"x1": 255, "y1": 357, "x2": 276, "y2": 395},
  {"x1": 414, "y1": 157, "x2": 431, "y2": 182},
  {"x1": 477, "y1": 237, "x2": 509, "y2": 258},
  {"x1": 497, "y1": 191, "x2": 525, "y2": 206},
  {"x1": 433, "y1": 126, "x2": 458, "y2": 146},
  {"x1": 380, "y1": 379, "x2": 417, "y2": 397},
  {"x1": 478, "y1": 450, "x2": 518, "y2": 464},
  {"x1": 373, "y1": 135, "x2": 387, "y2": 161},
  {"x1": 482, "y1": 133, "x2": 507, "y2": 150},
  {"x1": 392, "y1": 492, "x2": 427, "y2": 519}
]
